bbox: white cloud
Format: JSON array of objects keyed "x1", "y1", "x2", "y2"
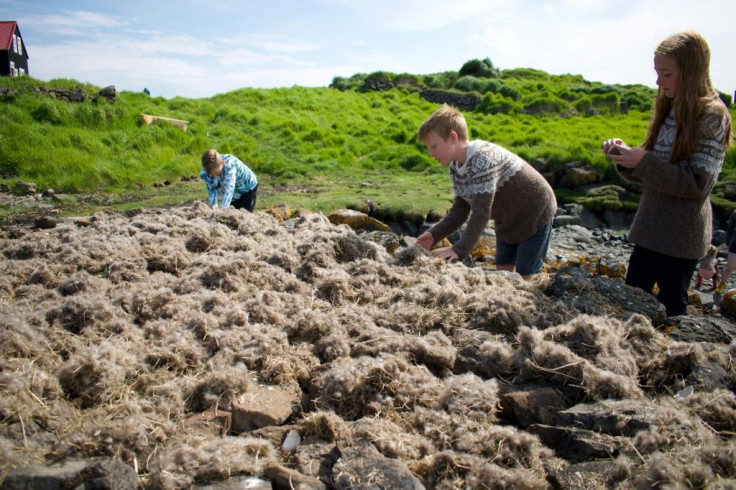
[
  {"x1": 28, "y1": 33, "x2": 343, "y2": 98},
  {"x1": 230, "y1": 33, "x2": 321, "y2": 54},
  {"x1": 125, "y1": 34, "x2": 212, "y2": 57},
  {"x1": 30, "y1": 10, "x2": 123, "y2": 31},
  {"x1": 467, "y1": 0, "x2": 735, "y2": 92}
]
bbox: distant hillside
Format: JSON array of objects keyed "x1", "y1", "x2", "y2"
[
  {"x1": 331, "y1": 58, "x2": 659, "y2": 116},
  {"x1": 332, "y1": 58, "x2": 733, "y2": 115},
  {"x1": 0, "y1": 61, "x2": 734, "y2": 220}
]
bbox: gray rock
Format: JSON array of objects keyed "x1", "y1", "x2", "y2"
[
  {"x1": 551, "y1": 460, "x2": 623, "y2": 489},
  {"x1": 68, "y1": 88, "x2": 87, "y2": 102},
  {"x1": 566, "y1": 224, "x2": 594, "y2": 243},
  {"x1": 263, "y1": 462, "x2": 326, "y2": 489},
  {"x1": 555, "y1": 399, "x2": 660, "y2": 436},
  {"x1": 579, "y1": 208, "x2": 605, "y2": 229},
  {"x1": 686, "y1": 359, "x2": 733, "y2": 392},
  {"x1": 498, "y1": 385, "x2": 575, "y2": 428},
  {"x1": 712, "y1": 228, "x2": 727, "y2": 246},
  {"x1": 334, "y1": 234, "x2": 380, "y2": 263},
  {"x1": 665, "y1": 315, "x2": 736, "y2": 344},
  {"x1": 546, "y1": 267, "x2": 667, "y2": 327},
  {"x1": 231, "y1": 384, "x2": 301, "y2": 433},
  {"x1": 292, "y1": 439, "x2": 340, "y2": 482},
  {"x1": 553, "y1": 215, "x2": 580, "y2": 227},
  {"x1": 527, "y1": 424, "x2": 622, "y2": 462},
  {"x1": 34, "y1": 216, "x2": 58, "y2": 229},
  {"x1": 99, "y1": 85, "x2": 117, "y2": 96},
  {"x1": 14, "y1": 181, "x2": 37, "y2": 195},
  {"x1": 333, "y1": 442, "x2": 425, "y2": 490},
  {"x1": 562, "y1": 203, "x2": 584, "y2": 216},
  {"x1": 689, "y1": 289, "x2": 717, "y2": 309},
  {"x1": 0, "y1": 458, "x2": 137, "y2": 490},
  {"x1": 389, "y1": 220, "x2": 419, "y2": 237},
  {"x1": 602, "y1": 208, "x2": 635, "y2": 228}
]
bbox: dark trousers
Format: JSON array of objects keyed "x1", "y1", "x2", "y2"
[
  {"x1": 625, "y1": 245, "x2": 697, "y2": 317},
  {"x1": 231, "y1": 185, "x2": 258, "y2": 212}
]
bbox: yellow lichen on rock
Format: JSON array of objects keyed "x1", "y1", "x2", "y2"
[
  {"x1": 261, "y1": 203, "x2": 292, "y2": 223},
  {"x1": 719, "y1": 289, "x2": 736, "y2": 318},
  {"x1": 470, "y1": 236, "x2": 496, "y2": 262},
  {"x1": 431, "y1": 237, "x2": 452, "y2": 251},
  {"x1": 596, "y1": 256, "x2": 627, "y2": 279},
  {"x1": 577, "y1": 255, "x2": 626, "y2": 279},
  {"x1": 687, "y1": 290, "x2": 702, "y2": 306},
  {"x1": 326, "y1": 209, "x2": 391, "y2": 232},
  {"x1": 291, "y1": 207, "x2": 315, "y2": 219},
  {"x1": 568, "y1": 167, "x2": 598, "y2": 186}
]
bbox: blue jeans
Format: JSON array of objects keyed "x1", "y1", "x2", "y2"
[{"x1": 495, "y1": 219, "x2": 553, "y2": 275}]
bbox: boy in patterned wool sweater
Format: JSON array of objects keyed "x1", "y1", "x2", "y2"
[{"x1": 416, "y1": 104, "x2": 557, "y2": 278}]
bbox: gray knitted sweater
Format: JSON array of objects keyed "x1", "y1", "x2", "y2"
[
  {"x1": 617, "y1": 103, "x2": 730, "y2": 260},
  {"x1": 428, "y1": 140, "x2": 557, "y2": 259}
]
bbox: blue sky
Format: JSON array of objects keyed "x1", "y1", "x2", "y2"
[{"x1": 2, "y1": 0, "x2": 734, "y2": 99}]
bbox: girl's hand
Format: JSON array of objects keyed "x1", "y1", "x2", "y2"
[
  {"x1": 433, "y1": 247, "x2": 459, "y2": 261},
  {"x1": 416, "y1": 231, "x2": 434, "y2": 251},
  {"x1": 608, "y1": 146, "x2": 647, "y2": 169},
  {"x1": 602, "y1": 138, "x2": 627, "y2": 156}
]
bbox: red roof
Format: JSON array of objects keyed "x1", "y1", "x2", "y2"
[
  {"x1": 0, "y1": 21, "x2": 28, "y2": 57},
  {"x1": 0, "y1": 21, "x2": 17, "y2": 50}
]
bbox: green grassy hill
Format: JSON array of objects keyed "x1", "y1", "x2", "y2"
[{"x1": 1, "y1": 63, "x2": 734, "y2": 222}]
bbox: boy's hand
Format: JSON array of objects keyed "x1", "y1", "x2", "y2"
[
  {"x1": 416, "y1": 231, "x2": 434, "y2": 251},
  {"x1": 433, "y1": 247, "x2": 459, "y2": 261}
]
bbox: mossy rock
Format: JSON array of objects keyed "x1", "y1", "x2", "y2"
[
  {"x1": 579, "y1": 197, "x2": 623, "y2": 212},
  {"x1": 585, "y1": 185, "x2": 627, "y2": 199}
]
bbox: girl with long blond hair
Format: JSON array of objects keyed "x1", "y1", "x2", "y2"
[{"x1": 602, "y1": 31, "x2": 732, "y2": 316}]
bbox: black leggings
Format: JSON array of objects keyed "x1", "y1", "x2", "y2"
[
  {"x1": 625, "y1": 245, "x2": 697, "y2": 317},
  {"x1": 231, "y1": 185, "x2": 258, "y2": 212}
]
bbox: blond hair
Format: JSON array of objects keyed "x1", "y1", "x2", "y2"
[
  {"x1": 201, "y1": 149, "x2": 222, "y2": 174},
  {"x1": 707, "y1": 244, "x2": 718, "y2": 257},
  {"x1": 644, "y1": 31, "x2": 732, "y2": 162},
  {"x1": 418, "y1": 104, "x2": 469, "y2": 142}
]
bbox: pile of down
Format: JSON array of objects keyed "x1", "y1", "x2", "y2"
[{"x1": 1, "y1": 202, "x2": 734, "y2": 489}]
